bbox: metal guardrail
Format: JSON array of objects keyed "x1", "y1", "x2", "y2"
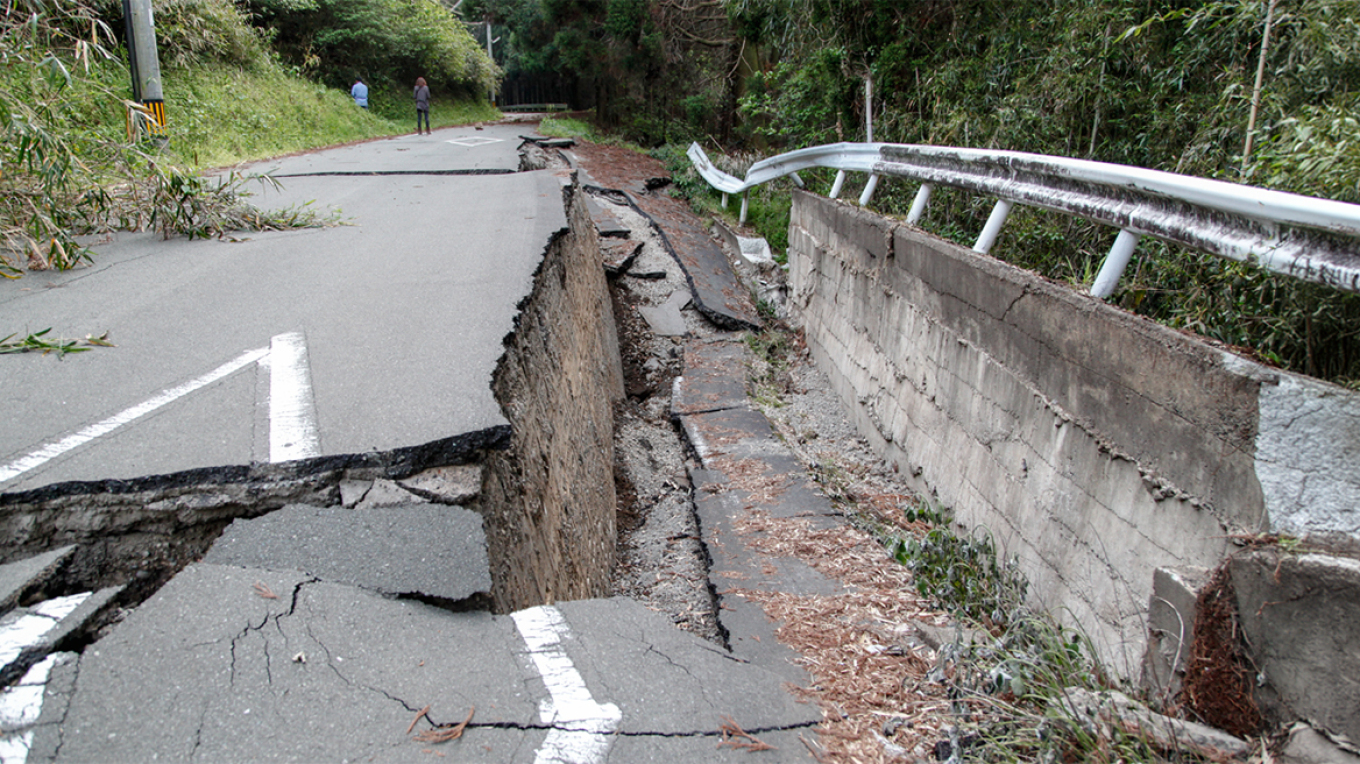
[{"x1": 687, "y1": 142, "x2": 1360, "y2": 298}]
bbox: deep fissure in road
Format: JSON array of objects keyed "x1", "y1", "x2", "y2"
[{"x1": 0, "y1": 156, "x2": 656, "y2": 657}]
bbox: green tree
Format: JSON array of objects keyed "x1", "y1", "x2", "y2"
[{"x1": 239, "y1": 0, "x2": 499, "y2": 102}]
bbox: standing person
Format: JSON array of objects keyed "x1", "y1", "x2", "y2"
[
  {"x1": 351, "y1": 78, "x2": 368, "y2": 109},
  {"x1": 414, "y1": 77, "x2": 430, "y2": 134}
]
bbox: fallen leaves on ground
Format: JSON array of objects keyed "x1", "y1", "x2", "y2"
[
  {"x1": 412, "y1": 706, "x2": 474, "y2": 744},
  {"x1": 718, "y1": 716, "x2": 776, "y2": 752}
]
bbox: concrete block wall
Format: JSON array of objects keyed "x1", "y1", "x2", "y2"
[{"x1": 787, "y1": 190, "x2": 1360, "y2": 673}]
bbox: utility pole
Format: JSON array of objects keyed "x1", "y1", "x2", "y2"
[
  {"x1": 122, "y1": 0, "x2": 167, "y2": 142},
  {"x1": 485, "y1": 17, "x2": 500, "y2": 107}
]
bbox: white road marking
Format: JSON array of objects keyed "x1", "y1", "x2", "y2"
[
  {"x1": 268, "y1": 332, "x2": 320, "y2": 462},
  {"x1": 512, "y1": 605, "x2": 621, "y2": 764},
  {"x1": 0, "y1": 593, "x2": 90, "y2": 667},
  {"x1": 446, "y1": 136, "x2": 504, "y2": 147},
  {"x1": 0, "y1": 330, "x2": 323, "y2": 484},
  {"x1": 0, "y1": 347, "x2": 268, "y2": 485},
  {"x1": 0, "y1": 644, "x2": 73, "y2": 763}
]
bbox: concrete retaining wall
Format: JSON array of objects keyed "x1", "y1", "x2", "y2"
[
  {"x1": 787, "y1": 190, "x2": 1360, "y2": 673},
  {"x1": 479, "y1": 173, "x2": 625, "y2": 611}
]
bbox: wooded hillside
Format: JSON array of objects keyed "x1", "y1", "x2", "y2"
[{"x1": 482, "y1": 0, "x2": 1360, "y2": 383}]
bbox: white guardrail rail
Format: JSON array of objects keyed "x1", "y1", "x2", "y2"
[{"x1": 687, "y1": 141, "x2": 1360, "y2": 299}]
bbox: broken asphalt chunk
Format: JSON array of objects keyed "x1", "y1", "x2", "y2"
[{"x1": 203, "y1": 504, "x2": 491, "y2": 602}]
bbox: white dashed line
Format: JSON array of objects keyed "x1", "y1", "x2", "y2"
[
  {"x1": 267, "y1": 331, "x2": 320, "y2": 462},
  {"x1": 512, "y1": 605, "x2": 621, "y2": 764},
  {"x1": 0, "y1": 330, "x2": 322, "y2": 483},
  {"x1": 0, "y1": 347, "x2": 268, "y2": 485}
]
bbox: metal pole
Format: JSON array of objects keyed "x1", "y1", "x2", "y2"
[
  {"x1": 973, "y1": 199, "x2": 1013, "y2": 254},
  {"x1": 124, "y1": 0, "x2": 167, "y2": 141},
  {"x1": 907, "y1": 183, "x2": 933, "y2": 225},
  {"x1": 829, "y1": 170, "x2": 846, "y2": 199},
  {"x1": 485, "y1": 21, "x2": 500, "y2": 106},
  {"x1": 859, "y1": 174, "x2": 879, "y2": 206},
  {"x1": 1091, "y1": 229, "x2": 1141, "y2": 299},
  {"x1": 865, "y1": 75, "x2": 873, "y2": 143}
]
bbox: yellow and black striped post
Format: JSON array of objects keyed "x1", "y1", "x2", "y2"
[
  {"x1": 123, "y1": 0, "x2": 168, "y2": 143},
  {"x1": 143, "y1": 99, "x2": 166, "y2": 137}
]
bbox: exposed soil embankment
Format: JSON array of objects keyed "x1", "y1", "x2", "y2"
[{"x1": 478, "y1": 172, "x2": 626, "y2": 610}]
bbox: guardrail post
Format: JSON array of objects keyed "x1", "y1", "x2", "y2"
[
  {"x1": 1091, "y1": 229, "x2": 1141, "y2": 299},
  {"x1": 829, "y1": 170, "x2": 846, "y2": 199},
  {"x1": 790, "y1": 172, "x2": 805, "y2": 189},
  {"x1": 907, "y1": 183, "x2": 933, "y2": 225},
  {"x1": 973, "y1": 199, "x2": 1013, "y2": 254},
  {"x1": 721, "y1": 193, "x2": 728, "y2": 209},
  {"x1": 859, "y1": 174, "x2": 880, "y2": 206},
  {"x1": 740, "y1": 192, "x2": 749, "y2": 225}
]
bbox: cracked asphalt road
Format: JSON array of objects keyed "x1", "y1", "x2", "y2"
[{"x1": 30, "y1": 564, "x2": 819, "y2": 762}]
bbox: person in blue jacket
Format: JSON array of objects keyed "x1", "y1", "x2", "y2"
[{"x1": 351, "y1": 78, "x2": 369, "y2": 108}]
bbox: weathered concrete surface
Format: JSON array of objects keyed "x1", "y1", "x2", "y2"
[
  {"x1": 672, "y1": 339, "x2": 751, "y2": 415},
  {"x1": 28, "y1": 566, "x2": 817, "y2": 763},
  {"x1": 1058, "y1": 688, "x2": 1250, "y2": 760},
  {"x1": 1281, "y1": 723, "x2": 1360, "y2": 764},
  {"x1": 203, "y1": 503, "x2": 492, "y2": 602},
  {"x1": 479, "y1": 175, "x2": 626, "y2": 610},
  {"x1": 1244, "y1": 367, "x2": 1360, "y2": 542},
  {"x1": 636, "y1": 290, "x2": 690, "y2": 337},
  {"x1": 672, "y1": 336, "x2": 846, "y2": 686},
  {"x1": 1230, "y1": 549, "x2": 1360, "y2": 742},
  {"x1": 786, "y1": 189, "x2": 1360, "y2": 675},
  {"x1": 1141, "y1": 565, "x2": 1210, "y2": 707}
]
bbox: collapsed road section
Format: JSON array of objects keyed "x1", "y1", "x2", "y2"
[{"x1": 0, "y1": 130, "x2": 829, "y2": 761}]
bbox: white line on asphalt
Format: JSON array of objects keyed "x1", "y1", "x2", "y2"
[
  {"x1": 268, "y1": 332, "x2": 320, "y2": 463},
  {"x1": 0, "y1": 653, "x2": 65, "y2": 764},
  {"x1": 0, "y1": 593, "x2": 90, "y2": 667},
  {"x1": 446, "y1": 136, "x2": 504, "y2": 147},
  {"x1": 512, "y1": 605, "x2": 622, "y2": 764},
  {"x1": 0, "y1": 347, "x2": 269, "y2": 485}
]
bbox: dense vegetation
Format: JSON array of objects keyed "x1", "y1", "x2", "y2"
[
  {"x1": 0, "y1": 0, "x2": 496, "y2": 276},
  {"x1": 487, "y1": 0, "x2": 1360, "y2": 384}
]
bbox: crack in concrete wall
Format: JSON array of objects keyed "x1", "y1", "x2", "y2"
[{"x1": 788, "y1": 190, "x2": 1360, "y2": 676}]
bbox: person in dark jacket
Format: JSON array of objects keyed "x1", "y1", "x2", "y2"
[{"x1": 414, "y1": 77, "x2": 430, "y2": 134}]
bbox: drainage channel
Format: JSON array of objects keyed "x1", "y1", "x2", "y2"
[{"x1": 0, "y1": 139, "x2": 749, "y2": 759}]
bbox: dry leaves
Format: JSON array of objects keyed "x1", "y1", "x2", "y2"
[
  {"x1": 729, "y1": 508, "x2": 956, "y2": 762},
  {"x1": 718, "y1": 716, "x2": 775, "y2": 752},
  {"x1": 411, "y1": 706, "x2": 474, "y2": 744}
]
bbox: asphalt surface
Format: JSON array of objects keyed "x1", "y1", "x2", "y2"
[
  {"x1": 0, "y1": 126, "x2": 836, "y2": 762},
  {"x1": 0, "y1": 124, "x2": 555, "y2": 494}
]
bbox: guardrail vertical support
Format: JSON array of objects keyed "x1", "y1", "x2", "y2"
[
  {"x1": 1091, "y1": 229, "x2": 1142, "y2": 299},
  {"x1": 973, "y1": 199, "x2": 1014, "y2": 254},
  {"x1": 790, "y1": 172, "x2": 805, "y2": 189},
  {"x1": 829, "y1": 170, "x2": 846, "y2": 199},
  {"x1": 721, "y1": 193, "x2": 728, "y2": 209},
  {"x1": 740, "y1": 192, "x2": 749, "y2": 225},
  {"x1": 859, "y1": 174, "x2": 880, "y2": 206},
  {"x1": 907, "y1": 183, "x2": 933, "y2": 225}
]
